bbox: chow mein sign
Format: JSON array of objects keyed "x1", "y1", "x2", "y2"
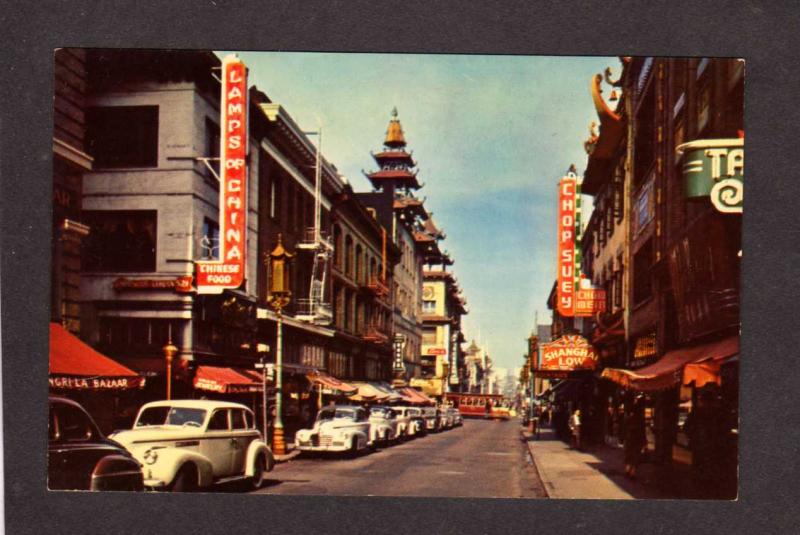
[{"x1": 196, "y1": 55, "x2": 249, "y2": 294}]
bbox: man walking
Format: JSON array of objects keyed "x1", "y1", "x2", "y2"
[{"x1": 569, "y1": 409, "x2": 582, "y2": 450}]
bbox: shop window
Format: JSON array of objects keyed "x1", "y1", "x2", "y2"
[
  {"x1": 98, "y1": 317, "x2": 181, "y2": 356},
  {"x1": 87, "y1": 106, "x2": 158, "y2": 168},
  {"x1": 633, "y1": 239, "x2": 653, "y2": 305},
  {"x1": 200, "y1": 218, "x2": 219, "y2": 260},
  {"x1": 83, "y1": 210, "x2": 157, "y2": 272}
]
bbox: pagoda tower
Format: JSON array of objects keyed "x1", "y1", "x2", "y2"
[{"x1": 365, "y1": 107, "x2": 422, "y2": 195}]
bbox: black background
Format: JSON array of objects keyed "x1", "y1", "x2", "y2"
[{"x1": 2, "y1": 1, "x2": 798, "y2": 533}]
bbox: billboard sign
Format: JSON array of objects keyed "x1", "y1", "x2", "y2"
[
  {"x1": 196, "y1": 55, "x2": 249, "y2": 293},
  {"x1": 539, "y1": 335, "x2": 598, "y2": 372}
]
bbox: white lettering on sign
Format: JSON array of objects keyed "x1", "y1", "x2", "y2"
[{"x1": 195, "y1": 55, "x2": 249, "y2": 294}]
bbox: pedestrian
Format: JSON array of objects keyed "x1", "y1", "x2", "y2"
[
  {"x1": 624, "y1": 396, "x2": 646, "y2": 478},
  {"x1": 569, "y1": 409, "x2": 582, "y2": 450}
]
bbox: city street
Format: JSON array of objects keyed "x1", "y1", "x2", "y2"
[{"x1": 250, "y1": 419, "x2": 546, "y2": 497}]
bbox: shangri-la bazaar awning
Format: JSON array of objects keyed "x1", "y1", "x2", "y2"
[
  {"x1": 49, "y1": 323, "x2": 144, "y2": 390},
  {"x1": 602, "y1": 336, "x2": 739, "y2": 392}
]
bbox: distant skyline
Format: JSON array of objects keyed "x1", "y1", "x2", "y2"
[{"x1": 227, "y1": 51, "x2": 618, "y2": 371}]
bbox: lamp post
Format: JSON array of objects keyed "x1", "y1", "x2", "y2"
[
  {"x1": 527, "y1": 333, "x2": 538, "y2": 433},
  {"x1": 256, "y1": 343, "x2": 270, "y2": 442},
  {"x1": 266, "y1": 234, "x2": 294, "y2": 455},
  {"x1": 163, "y1": 336, "x2": 178, "y2": 400}
]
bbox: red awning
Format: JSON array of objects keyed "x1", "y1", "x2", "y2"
[
  {"x1": 49, "y1": 323, "x2": 143, "y2": 390},
  {"x1": 194, "y1": 366, "x2": 263, "y2": 394},
  {"x1": 350, "y1": 382, "x2": 390, "y2": 402},
  {"x1": 683, "y1": 353, "x2": 739, "y2": 389},
  {"x1": 307, "y1": 372, "x2": 358, "y2": 396},
  {"x1": 602, "y1": 336, "x2": 739, "y2": 392},
  {"x1": 397, "y1": 387, "x2": 435, "y2": 405}
]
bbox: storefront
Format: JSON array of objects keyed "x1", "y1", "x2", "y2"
[{"x1": 49, "y1": 322, "x2": 145, "y2": 433}]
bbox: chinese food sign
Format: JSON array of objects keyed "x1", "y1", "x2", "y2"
[{"x1": 196, "y1": 55, "x2": 249, "y2": 293}]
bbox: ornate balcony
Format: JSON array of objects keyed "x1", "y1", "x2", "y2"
[
  {"x1": 365, "y1": 274, "x2": 390, "y2": 297},
  {"x1": 362, "y1": 323, "x2": 390, "y2": 344},
  {"x1": 295, "y1": 298, "x2": 333, "y2": 325}
]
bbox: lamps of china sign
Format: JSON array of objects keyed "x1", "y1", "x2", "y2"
[
  {"x1": 557, "y1": 170, "x2": 606, "y2": 317},
  {"x1": 195, "y1": 55, "x2": 249, "y2": 293},
  {"x1": 677, "y1": 138, "x2": 743, "y2": 214}
]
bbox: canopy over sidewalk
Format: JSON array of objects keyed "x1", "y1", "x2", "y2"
[
  {"x1": 49, "y1": 323, "x2": 144, "y2": 390},
  {"x1": 602, "y1": 336, "x2": 739, "y2": 392},
  {"x1": 194, "y1": 365, "x2": 264, "y2": 394},
  {"x1": 306, "y1": 372, "x2": 358, "y2": 396}
]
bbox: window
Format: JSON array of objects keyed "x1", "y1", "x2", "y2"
[
  {"x1": 231, "y1": 410, "x2": 247, "y2": 430},
  {"x1": 422, "y1": 300, "x2": 436, "y2": 313},
  {"x1": 87, "y1": 106, "x2": 158, "y2": 168},
  {"x1": 204, "y1": 117, "x2": 220, "y2": 180},
  {"x1": 634, "y1": 84, "x2": 656, "y2": 188},
  {"x1": 99, "y1": 318, "x2": 181, "y2": 356},
  {"x1": 83, "y1": 210, "x2": 157, "y2": 272},
  {"x1": 345, "y1": 235, "x2": 354, "y2": 277},
  {"x1": 355, "y1": 245, "x2": 363, "y2": 284},
  {"x1": 633, "y1": 239, "x2": 653, "y2": 305},
  {"x1": 55, "y1": 404, "x2": 95, "y2": 442},
  {"x1": 200, "y1": 218, "x2": 219, "y2": 260},
  {"x1": 208, "y1": 410, "x2": 229, "y2": 431}
]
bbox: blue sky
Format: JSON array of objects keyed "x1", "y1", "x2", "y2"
[{"x1": 227, "y1": 51, "x2": 618, "y2": 371}]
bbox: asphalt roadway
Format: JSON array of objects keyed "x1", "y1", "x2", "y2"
[{"x1": 250, "y1": 418, "x2": 547, "y2": 498}]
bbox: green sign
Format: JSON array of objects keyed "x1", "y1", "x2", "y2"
[{"x1": 677, "y1": 138, "x2": 743, "y2": 214}]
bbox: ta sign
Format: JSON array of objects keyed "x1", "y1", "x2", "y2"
[{"x1": 196, "y1": 55, "x2": 249, "y2": 293}]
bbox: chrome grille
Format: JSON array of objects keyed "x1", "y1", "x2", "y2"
[{"x1": 319, "y1": 435, "x2": 333, "y2": 446}]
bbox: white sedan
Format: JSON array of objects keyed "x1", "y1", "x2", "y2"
[
  {"x1": 295, "y1": 405, "x2": 371, "y2": 456},
  {"x1": 368, "y1": 406, "x2": 399, "y2": 446},
  {"x1": 110, "y1": 400, "x2": 273, "y2": 492}
]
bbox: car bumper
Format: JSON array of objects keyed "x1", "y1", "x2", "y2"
[{"x1": 296, "y1": 443, "x2": 349, "y2": 452}]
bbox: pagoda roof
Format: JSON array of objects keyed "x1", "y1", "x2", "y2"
[
  {"x1": 373, "y1": 150, "x2": 416, "y2": 166},
  {"x1": 583, "y1": 71, "x2": 626, "y2": 196},
  {"x1": 365, "y1": 169, "x2": 422, "y2": 190},
  {"x1": 423, "y1": 218, "x2": 445, "y2": 239},
  {"x1": 394, "y1": 196, "x2": 430, "y2": 219},
  {"x1": 423, "y1": 270, "x2": 456, "y2": 281}
]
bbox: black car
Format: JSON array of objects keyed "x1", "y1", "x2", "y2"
[{"x1": 48, "y1": 396, "x2": 144, "y2": 491}]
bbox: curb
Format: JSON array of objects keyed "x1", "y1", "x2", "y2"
[
  {"x1": 520, "y1": 428, "x2": 550, "y2": 498},
  {"x1": 274, "y1": 449, "x2": 301, "y2": 463}
]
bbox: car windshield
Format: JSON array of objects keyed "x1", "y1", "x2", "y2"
[
  {"x1": 334, "y1": 409, "x2": 355, "y2": 420},
  {"x1": 136, "y1": 406, "x2": 207, "y2": 427},
  {"x1": 370, "y1": 408, "x2": 387, "y2": 417}
]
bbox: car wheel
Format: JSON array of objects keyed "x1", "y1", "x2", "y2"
[
  {"x1": 349, "y1": 437, "x2": 359, "y2": 458},
  {"x1": 170, "y1": 464, "x2": 198, "y2": 493},
  {"x1": 250, "y1": 454, "x2": 266, "y2": 490}
]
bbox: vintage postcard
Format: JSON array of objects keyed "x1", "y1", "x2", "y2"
[{"x1": 49, "y1": 49, "x2": 741, "y2": 499}]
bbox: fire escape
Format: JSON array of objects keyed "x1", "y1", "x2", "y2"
[{"x1": 295, "y1": 126, "x2": 333, "y2": 325}]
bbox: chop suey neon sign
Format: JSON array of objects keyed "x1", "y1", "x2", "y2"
[{"x1": 196, "y1": 55, "x2": 248, "y2": 293}]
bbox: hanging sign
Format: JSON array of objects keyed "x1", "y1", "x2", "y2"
[
  {"x1": 539, "y1": 335, "x2": 598, "y2": 372},
  {"x1": 557, "y1": 173, "x2": 577, "y2": 316},
  {"x1": 677, "y1": 138, "x2": 743, "y2": 214},
  {"x1": 196, "y1": 55, "x2": 249, "y2": 293}
]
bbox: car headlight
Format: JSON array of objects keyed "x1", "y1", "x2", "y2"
[{"x1": 143, "y1": 448, "x2": 158, "y2": 465}]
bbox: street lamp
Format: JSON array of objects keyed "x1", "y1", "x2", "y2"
[
  {"x1": 163, "y1": 336, "x2": 178, "y2": 400},
  {"x1": 266, "y1": 233, "x2": 294, "y2": 455},
  {"x1": 256, "y1": 343, "x2": 270, "y2": 443},
  {"x1": 527, "y1": 333, "x2": 538, "y2": 433}
]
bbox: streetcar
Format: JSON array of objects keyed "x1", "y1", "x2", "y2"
[{"x1": 446, "y1": 393, "x2": 511, "y2": 420}]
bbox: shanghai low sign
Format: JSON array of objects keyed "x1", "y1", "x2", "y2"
[
  {"x1": 196, "y1": 55, "x2": 249, "y2": 293},
  {"x1": 539, "y1": 335, "x2": 599, "y2": 372},
  {"x1": 677, "y1": 138, "x2": 743, "y2": 214}
]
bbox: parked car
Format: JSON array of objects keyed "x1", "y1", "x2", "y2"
[
  {"x1": 109, "y1": 400, "x2": 273, "y2": 492},
  {"x1": 368, "y1": 406, "x2": 399, "y2": 446},
  {"x1": 421, "y1": 407, "x2": 440, "y2": 432},
  {"x1": 49, "y1": 396, "x2": 144, "y2": 491},
  {"x1": 295, "y1": 405, "x2": 371, "y2": 456},
  {"x1": 392, "y1": 406, "x2": 412, "y2": 439},
  {"x1": 439, "y1": 405, "x2": 455, "y2": 429},
  {"x1": 407, "y1": 407, "x2": 426, "y2": 436},
  {"x1": 394, "y1": 407, "x2": 423, "y2": 437},
  {"x1": 449, "y1": 407, "x2": 463, "y2": 427}
]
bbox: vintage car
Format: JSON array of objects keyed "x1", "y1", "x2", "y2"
[
  {"x1": 395, "y1": 407, "x2": 424, "y2": 437},
  {"x1": 109, "y1": 400, "x2": 273, "y2": 492},
  {"x1": 368, "y1": 406, "x2": 399, "y2": 446},
  {"x1": 439, "y1": 405, "x2": 455, "y2": 429},
  {"x1": 391, "y1": 406, "x2": 412, "y2": 439},
  {"x1": 421, "y1": 406, "x2": 440, "y2": 432},
  {"x1": 295, "y1": 405, "x2": 371, "y2": 455},
  {"x1": 49, "y1": 396, "x2": 144, "y2": 491},
  {"x1": 449, "y1": 407, "x2": 463, "y2": 426}
]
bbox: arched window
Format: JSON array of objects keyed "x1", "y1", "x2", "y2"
[
  {"x1": 333, "y1": 225, "x2": 342, "y2": 268},
  {"x1": 369, "y1": 257, "x2": 377, "y2": 282},
  {"x1": 355, "y1": 244, "x2": 363, "y2": 284},
  {"x1": 345, "y1": 235, "x2": 354, "y2": 277}
]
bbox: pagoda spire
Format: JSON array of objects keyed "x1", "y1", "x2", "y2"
[{"x1": 384, "y1": 106, "x2": 406, "y2": 148}]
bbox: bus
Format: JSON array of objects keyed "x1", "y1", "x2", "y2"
[{"x1": 446, "y1": 393, "x2": 510, "y2": 420}]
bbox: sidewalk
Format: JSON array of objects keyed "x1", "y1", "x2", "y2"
[{"x1": 522, "y1": 427, "x2": 691, "y2": 499}]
